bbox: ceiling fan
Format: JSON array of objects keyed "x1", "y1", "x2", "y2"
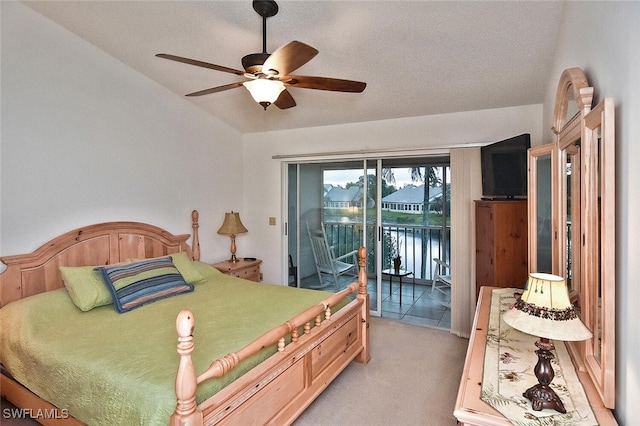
[{"x1": 156, "y1": 0, "x2": 366, "y2": 110}]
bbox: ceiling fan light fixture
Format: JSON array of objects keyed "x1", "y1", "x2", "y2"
[
  {"x1": 243, "y1": 79, "x2": 285, "y2": 109},
  {"x1": 157, "y1": 0, "x2": 366, "y2": 111}
]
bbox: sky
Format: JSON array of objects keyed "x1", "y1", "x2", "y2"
[{"x1": 323, "y1": 168, "x2": 419, "y2": 189}]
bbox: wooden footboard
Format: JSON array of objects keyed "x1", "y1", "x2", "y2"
[{"x1": 172, "y1": 247, "x2": 370, "y2": 426}]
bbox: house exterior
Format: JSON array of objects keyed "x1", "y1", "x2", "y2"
[
  {"x1": 324, "y1": 186, "x2": 364, "y2": 209},
  {"x1": 1, "y1": 3, "x2": 638, "y2": 424},
  {"x1": 381, "y1": 185, "x2": 443, "y2": 214}
]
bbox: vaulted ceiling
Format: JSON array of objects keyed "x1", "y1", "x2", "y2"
[{"x1": 23, "y1": 1, "x2": 564, "y2": 134}]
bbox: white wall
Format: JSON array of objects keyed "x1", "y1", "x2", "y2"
[
  {"x1": 4, "y1": 1, "x2": 635, "y2": 423},
  {"x1": 242, "y1": 104, "x2": 543, "y2": 283},
  {"x1": 542, "y1": 3, "x2": 640, "y2": 424},
  {"x1": 0, "y1": 2, "x2": 243, "y2": 262}
]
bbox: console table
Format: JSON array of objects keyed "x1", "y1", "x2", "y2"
[{"x1": 454, "y1": 286, "x2": 617, "y2": 425}]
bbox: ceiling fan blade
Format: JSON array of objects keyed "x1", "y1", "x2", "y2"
[
  {"x1": 262, "y1": 41, "x2": 318, "y2": 76},
  {"x1": 274, "y1": 89, "x2": 296, "y2": 109},
  {"x1": 283, "y1": 75, "x2": 366, "y2": 93},
  {"x1": 156, "y1": 54, "x2": 245, "y2": 76},
  {"x1": 185, "y1": 81, "x2": 245, "y2": 97}
]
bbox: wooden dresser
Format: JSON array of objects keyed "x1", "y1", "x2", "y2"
[
  {"x1": 454, "y1": 287, "x2": 617, "y2": 425},
  {"x1": 212, "y1": 258, "x2": 262, "y2": 282},
  {"x1": 475, "y1": 200, "x2": 528, "y2": 297}
]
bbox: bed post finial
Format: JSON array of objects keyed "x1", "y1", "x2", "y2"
[
  {"x1": 357, "y1": 246, "x2": 367, "y2": 295},
  {"x1": 356, "y1": 246, "x2": 371, "y2": 364},
  {"x1": 191, "y1": 210, "x2": 200, "y2": 261},
  {"x1": 171, "y1": 310, "x2": 202, "y2": 426}
]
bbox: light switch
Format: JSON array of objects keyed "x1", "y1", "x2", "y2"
[{"x1": 269, "y1": 217, "x2": 276, "y2": 226}]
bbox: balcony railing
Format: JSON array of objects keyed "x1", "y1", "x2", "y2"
[{"x1": 323, "y1": 222, "x2": 450, "y2": 282}]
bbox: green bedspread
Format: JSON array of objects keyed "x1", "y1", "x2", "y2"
[{"x1": 0, "y1": 263, "x2": 349, "y2": 425}]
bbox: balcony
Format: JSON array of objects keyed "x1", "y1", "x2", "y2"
[{"x1": 323, "y1": 222, "x2": 450, "y2": 283}]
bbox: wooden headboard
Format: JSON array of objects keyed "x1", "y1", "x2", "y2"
[{"x1": 0, "y1": 210, "x2": 200, "y2": 307}]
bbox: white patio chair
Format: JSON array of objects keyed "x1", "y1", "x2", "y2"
[
  {"x1": 306, "y1": 223, "x2": 358, "y2": 290},
  {"x1": 431, "y1": 257, "x2": 452, "y2": 308}
]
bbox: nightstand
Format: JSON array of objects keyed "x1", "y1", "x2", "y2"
[{"x1": 212, "y1": 258, "x2": 262, "y2": 282}]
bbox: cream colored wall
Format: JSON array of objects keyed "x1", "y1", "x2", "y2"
[
  {"x1": 0, "y1": 2, "x2": 243, "y2": 262},
  {"x1": 241, "y1": 104, "x2": 543, "y2": 284},
  {"x1": 541, "y1": 3, "x2": 640, "y2": 424}
]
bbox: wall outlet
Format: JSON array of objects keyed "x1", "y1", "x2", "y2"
[{"x1": 269, "y1": 217, "x2": 276, "y2": 226}]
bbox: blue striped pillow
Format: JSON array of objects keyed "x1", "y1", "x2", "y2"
[{"x1": 97, "y1": 257, "x2": 193, "y2": 313}]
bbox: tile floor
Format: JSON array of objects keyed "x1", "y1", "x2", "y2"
[
  {"x1": 379, "y1": 280, "x2": 451, "y2": 330},
  {"x1": 300, "y1": 274, "x2": 451, "y2": 330}
]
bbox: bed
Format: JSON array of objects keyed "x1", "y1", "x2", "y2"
[{"x1": 0, "y1": 210, "x2": 370, "y2": 425}]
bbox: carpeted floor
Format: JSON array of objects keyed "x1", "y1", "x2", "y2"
[{"x1": 293, "y1": 316, "x2": 469, "y2": 426}]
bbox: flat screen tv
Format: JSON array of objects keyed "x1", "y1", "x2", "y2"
[{"x1": 481, "y1": 133, "x2": 531, "y2": 199}]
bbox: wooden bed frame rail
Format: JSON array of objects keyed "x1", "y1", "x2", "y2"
[
  {"x1": 0, "y1": 211, "x2": 370, "y2": 425},
  {"x1": 172, "y1": 246, "x2": 370, "y2": 425}
]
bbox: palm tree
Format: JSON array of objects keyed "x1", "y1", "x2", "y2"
[{"x1": 382, "y1": 166, "x2": 442, "y2": 278}]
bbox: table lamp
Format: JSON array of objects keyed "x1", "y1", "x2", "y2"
[
  {"x1": 217, "y1": 211, "x2": 248, "y2": 262},
  {"x1": 502, "y1": 272, "x2": 592, "y2": 413}
]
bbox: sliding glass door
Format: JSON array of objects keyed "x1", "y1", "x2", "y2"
[
  {"x1": 287, "y1": 161, "x2": 378, "y2": 312},
  {"x1": 286, "y1": 157, "x2": 450, "y2": 319},
  {"x1": 380, "y1": 158, "x2": 451, "y2": 278}
]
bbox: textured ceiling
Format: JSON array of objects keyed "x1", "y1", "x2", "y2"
[{"x1": 23, "y1": 1, "x2": 564, "y2": 134}]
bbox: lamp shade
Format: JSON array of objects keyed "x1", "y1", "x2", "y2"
[
  {"x1": 243, "y1": 79, "x2": 285, "y2": 105},
  {"x1": 217, "y1": 211, "x2": 248, "y2": 236},
  {"x1": 503, "y1": 273, "x2": 592, "y2": 341}
]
